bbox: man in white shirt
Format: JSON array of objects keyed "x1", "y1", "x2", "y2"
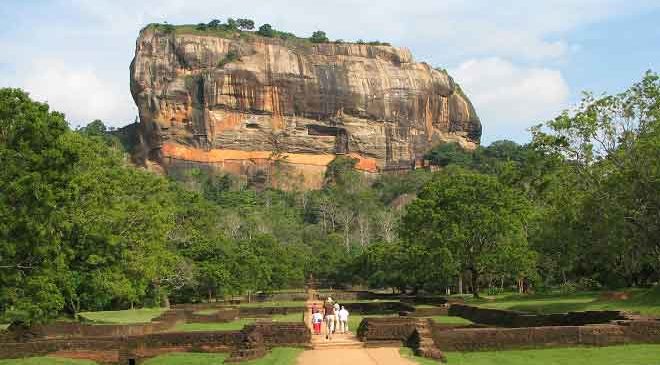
[{"x1": 338, "y1": 306, "x2": 349, "y2": 334}]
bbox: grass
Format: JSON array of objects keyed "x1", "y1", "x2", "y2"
[
  {"x1": 445, "y1": 345, "x2": 660, "y2": 365},
  {"x1": 468, "y1": 287, "x2": 660, "y2": 316},
  {"x1": 0, "y1": 358, "x2": 97, "y2": 365},
  {"x1": 142, "y1": 347, "x2": 302, "y2": 365},
  {"x1": 415, "y1": 304, "x2": 439, "y2": 308},
  {"x1": 401, "y1": 345, "x2": 660, "y2": 365},
  {"x1": 173, "y1": 312, "x2": 303, "y2": 332},
  {"x1": 0, "y1": 323, "x2": 8, "y2": 330},
  {"x1": 237, "y1": 301, "x2": 305, "y2": 308},
  {"x1": 428, "y1": 316, "x2": 473, "y2": 325},
  {"x1": 78, "y1": 307, "x2": 167, "y2": 324}
]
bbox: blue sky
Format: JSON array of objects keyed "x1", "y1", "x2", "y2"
[{"x1": 1, "y1": 0, "x2": 658, "y2": 145}]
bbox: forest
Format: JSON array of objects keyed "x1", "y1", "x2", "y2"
[{"x1": 0, "y1": 71, "x2": 658, "y2": 326}]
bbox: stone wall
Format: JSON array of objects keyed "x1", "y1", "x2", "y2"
[
  {"x1": 431, "y1": 320, "x2": 660, "y2": 351},
  {"x1": 449, "y1": 304, "x2": 626, "y2": 327},
  {"x1": 0, "y1": 321, "x2": 310, "y2": 364},
  {"x1": 239, "y1": 306, "x2": 304, "y2": 318},
  {"x1": 344, "y1": 302, "x2": 415, "y2": 315},
  {"x1": 357, "y1": 317, "x2": 418, "y2": 343}
]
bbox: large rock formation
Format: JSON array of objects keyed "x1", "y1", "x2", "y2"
[{"x1": 130, "y1": 25, "x2": 481, "y2": 188}]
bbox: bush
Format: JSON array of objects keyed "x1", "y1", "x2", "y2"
[
  {"x1": 559, "y1": 281, "x2": 578, "y2": 295},
  {"x1": 257, "y1": 24, "x2": 274, "y2": 37},
  {"x1": 237, "y1": 18, "x2": 255, "y2": 30},
  {"x1": 218, "y1": 50, "x2": 240, "y2": 68},
  {"x1": 310, "y1": 30, "x2": 329, "y2": 43},
  {"x1": 577, "y1": 277, "x2": 602, "y2": 291}
]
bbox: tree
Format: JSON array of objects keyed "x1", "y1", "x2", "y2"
[
  {"x1": 208, "y1": 19, "x2": 221, "y2": 28},
  {"x1": 425, "y1": 142, "x2": 473, "y2": 167},
  {"x1": 531, "y1": 71, "x2": 660, "y2": 286},
  {"x1": 257, "y1": 24, "x2": 274, "y2": 37},
  {"x1": 236, "y1": 18, "x2": 255, "y2": 30},
  {"x1": 0, "y1": 89, "x2": 181, "y2": 324},
  {"x1": 310, "y1": 30, "x2": 329, "y2": 43},
  {"x1": 225, "y1": 18, "x2": 238, "y2": 30},
  {"x1": 400, "y1": 167, "x2": 534, "y2": 297}
]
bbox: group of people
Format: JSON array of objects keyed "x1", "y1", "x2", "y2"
[{"x1": 311, "y1": 297, "x2": 350, "y2": 339}]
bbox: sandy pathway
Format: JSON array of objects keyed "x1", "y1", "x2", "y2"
[
  {"x1": 296, "y1": 347, "x2": 417, "y2": 365},
  {"x1": 298, "y1": 290, "x2": 417, "y2": 365}
]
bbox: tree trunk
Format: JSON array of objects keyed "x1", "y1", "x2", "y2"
[
  {"x1": 471, "y1": 269, "x2": 480, "y2": 298},
  {"x1": 458, "y1": 275, "x2": 463, "y2": 295}
]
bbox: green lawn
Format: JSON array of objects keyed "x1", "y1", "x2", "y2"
[
  {"x1": 0, "y1": 358, "x2": 97, "y2": 365},
  {"x1": 78, "y1": 307, "x2": 167, "y2": 324},
  {"x1": 237, "y1": 301, "x2": 306, "y2": 308},
  {"x1": 0, "y1": 324, "x2": 8, "y2": 330},
  {"x1": 173, "y1": 312, "x2": 303, "y2": 332},
  {"x1": 402, "y1": 345, "x2": 660, "y2": 365},
  {"x1": 428, "y1": 316, "x2": 473, "y2": 325},
  {"x1": 468, "y1": 287, "x2": 660, "y2": 316},
  {"x1": 143, "y1": 347, "x2": 303, "y2": 365},
  {"x1": 415, "y1": 304, "x2": 440, "y2": 308}
]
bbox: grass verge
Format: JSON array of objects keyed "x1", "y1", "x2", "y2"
[
  {"x1": 173, "y1": 313, "x2": 303, "y2": 332},
  {"x1": 78, "y1": 307, "x2": 167, "y2": 324},
  {"x1": 0, "y1": 357, "x2": 97, "y2": 365},
  {"x1": 444, "y1": 344, "x2": 660, "y2": 365},
  {"x1": 468, "y1": 287, "x2": 660, "y2": 316},
  {"x1": 142, "y1": 347, "x2": 302, "y2": 365}
]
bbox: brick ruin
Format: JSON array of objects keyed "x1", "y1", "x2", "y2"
[{"x1": 1, "y1": 294, "x2": 659, "y2": 364}]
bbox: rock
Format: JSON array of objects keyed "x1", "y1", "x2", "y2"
[{"x1": 130, "y1": 26, "x2": 481, "y2": 189}]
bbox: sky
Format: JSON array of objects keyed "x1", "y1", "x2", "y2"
[{"x1": 1, "y1": 1, "x2": 658, "y2": 145}]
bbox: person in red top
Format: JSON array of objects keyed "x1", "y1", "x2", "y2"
[{"x1": 323, "y1": 298, "x2": 335, "y2": 340}]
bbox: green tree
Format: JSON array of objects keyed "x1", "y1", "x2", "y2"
[
  {"x1": 400, "y1": 167, "x2": 534, "y2": 297},
  {"x1": 425, "y1": 142, "x2": 473, "y2": 167},
  {"x1": 310, "y1": 30, "x2": 329, "y2": 43},
  {"x1": 236, "y1": 18, "x2": 255, "y2": 30},
  {"x1": 257, "y1": 24, "x2": 274, "y2": 37}
]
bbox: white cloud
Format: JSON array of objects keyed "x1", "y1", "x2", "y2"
[
  {"x1": 3, "y1": 0, "x2": 658, "y2": 139},
  {"x1": 21, "y1": 59, "x2": 136, "y2": 127},
  {"x1": 450, "y1": 58, "x2": 569, "y2": 142}
]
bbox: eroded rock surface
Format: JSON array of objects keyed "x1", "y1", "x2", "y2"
[{"x1": 130, "y1": 26, "x2": 481, "y2": 188}]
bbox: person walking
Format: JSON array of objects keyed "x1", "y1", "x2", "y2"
[
  {"x1": 333, "y1": 302, "x2": 340, "y2": 334},
  {"x1": 323, "y1": 298, "x2": 335, "y2": 340},
  {"x1": 338, "y1": 305, "x2": 349, "y2": 334},
  {"x1": 312, "y1": 309, "x2": 323, "y2": 335}
]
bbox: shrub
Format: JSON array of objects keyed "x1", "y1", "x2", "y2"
[
  {"x1": 257, "y1": 23, "x2": 275, "y2": 37},
  {"x1": 577, "y1": 277, "x2": 602, "y2": 291},
  {"x1": 218, "y1": 50, "x2": 240, "y2": 68},
  {"x1": 559, "y1": 281, "x2": 578, "y2": 295},
  {"x1": 237, "y1": 18, "x2": 255, "y2": 30},
  {"x1": 310, "y1": 30, "x2": 329, "y2": 43},
  {"x1": 226, "y1": 18, "x2": 238, "y2": 30}
]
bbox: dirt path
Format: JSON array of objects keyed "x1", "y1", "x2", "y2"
[
  {"x1": 298, "y1": 290, "x2": 416, "y2": 365},
  {"x1": 296, "y1": 347, "x2": 417, "y2": 365}
]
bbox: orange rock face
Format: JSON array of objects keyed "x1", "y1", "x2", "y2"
[{"x1": 130, "y1": 26, "x2": 481, "y2": 189}]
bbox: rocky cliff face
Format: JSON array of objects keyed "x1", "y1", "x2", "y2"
[{"x1": 130, "y1": 26, "x2": 481, "y2": 188}]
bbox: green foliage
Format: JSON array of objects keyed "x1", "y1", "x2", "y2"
[
  {"x1": 425, "y1": 142, "x2": 473, "y2": 167},
  {"x1": 309, "y1": 30, "x2": 329, "y2": 43},
  {"x1": 400, "y1": 167, "x2": 534, "y2": 297},
  {"x1": 236, "y1": 18, "x2": 255, "y2": 30},
  {"x1": 257, "y1": 23, "x2": 275, "y2": 37},
  {"x1": 218, "y1": 50, "x2": 241, "y2": 68}
]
